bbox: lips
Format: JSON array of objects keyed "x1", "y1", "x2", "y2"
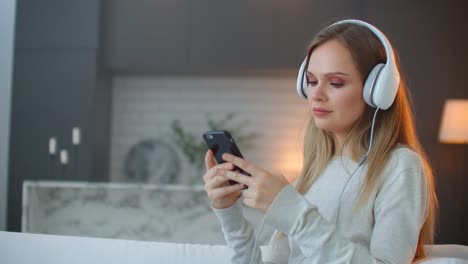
[
  {"x1": 312, "y1": 107, "x2": 332, "y2": 112},
  {"x1": 312, "y1": 107, "x2": 332, "y2": 117}
]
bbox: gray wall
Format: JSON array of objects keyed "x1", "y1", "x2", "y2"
[{"x1": 0, "y1": 0, "x2": 16, "y2": 231}]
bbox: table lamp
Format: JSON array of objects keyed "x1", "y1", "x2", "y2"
[
  {"x1": 438, "y1": 99, "x2": 468, "y2": 245},
  {"x1": 439, "y1": 99, "x2": 468, "y2": 144}
]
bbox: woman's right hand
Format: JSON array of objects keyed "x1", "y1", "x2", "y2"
[{"x1": 203, "y1": 150, "x2": 245, "y2": 209}]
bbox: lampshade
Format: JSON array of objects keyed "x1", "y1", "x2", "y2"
[{"x1": 439, "y1": 99, "x2": 468, "y2": 144}]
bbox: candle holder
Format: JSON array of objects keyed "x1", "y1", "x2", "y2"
[
  {"x1": 48, "y1": 137, "x2": 57, "y2": 180},
  {"x1": 60, "y1": 149, "x2": 68, "y2": 179},
  {"x1": 72, "y1": 127, "x2": 81, "y2": 179}
]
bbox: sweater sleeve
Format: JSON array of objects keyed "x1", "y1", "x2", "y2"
[
  {"x1": 263, "y1": 166, "x2": 428, "y2": 264},
  {"x1": 211, "y1": 200, "x2": 289, "y2": 264}
]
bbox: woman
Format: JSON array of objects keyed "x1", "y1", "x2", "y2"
[{"x1": 202, "y1": 19, "x2": 437, "y2": 264}]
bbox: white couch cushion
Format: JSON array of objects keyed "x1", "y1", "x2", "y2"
[{"x1": 0, "y1": 231, "x2": 232, "y2": 264}]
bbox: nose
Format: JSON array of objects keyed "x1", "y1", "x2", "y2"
[{"x1": 307, "y1": 83, "x2": 327, "y2": 102}]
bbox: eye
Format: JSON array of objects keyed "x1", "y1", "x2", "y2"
[
  {"x1": 330, "y1": 82, "x2": 344, "y2": 88},
  {"x1": 329, "y1": 77, "x2": 345, "y2": 88},
  {"x1": 306, "y1": 76, "x2": 318, "y2": 87}
]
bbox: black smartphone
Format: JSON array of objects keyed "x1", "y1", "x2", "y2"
[{"x1": 203, "y1": 130, "x2": 251, "y2": 186}]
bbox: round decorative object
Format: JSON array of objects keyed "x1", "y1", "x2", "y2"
[{"x1": 124, "y1": 139, "x2": 180, "y2": 184}]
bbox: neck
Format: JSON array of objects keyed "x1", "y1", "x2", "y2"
[{"x1": 334, "y1": 132, "x2": 349, "y2": 156}]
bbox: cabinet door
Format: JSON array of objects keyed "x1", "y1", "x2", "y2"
[
  {"x1": 188, "y1": 0, "x2": 274, "y2": 73},
  {"x1": 15, "y1": 0, "x2": 99, "y2": 49},
  {"x1": 104, "y1": 0, "x2": 190, "y2": 74},
  {"x1": 271, "y1": 0, "x2": 361, "y2": 69}
]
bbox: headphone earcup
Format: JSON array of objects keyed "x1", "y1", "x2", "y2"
[
  {"x1": 296, "y1": 59, "x2": 308, "y2": 99},
  {"x1": 363, "y1": 63, "x2": 385, "y2": 108}
]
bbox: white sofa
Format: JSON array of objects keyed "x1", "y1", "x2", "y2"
[{"x1": 1, "y1": 231, "x2": 467, "y2": 264}]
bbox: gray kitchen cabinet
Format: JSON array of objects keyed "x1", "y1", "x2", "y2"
[
  {"x1": 8, "y1": 0, "x2": 111, "y2": 232},
  {"x1": 104, "y1": 0, "x2": 288, "y2": 74},
  {"x1": 103, "y1": 0, "x2": 363, "y2": 74},
  {"x1": 104, "y1": 0, "x2": 190, "y2": 74},
  {"x1": 15, "y1": 0, "x2": 99, "y2": 49},
  {"x1": 188, "y1": 0, "x2": 274, "y2": 73},
  {"x1": 271, "y1": 0, "x2": 361, "y2": 68},
  {"x1": 105, "y1": 0, "x2": 275, "y2": 74}
]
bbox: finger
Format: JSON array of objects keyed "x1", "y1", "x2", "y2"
[
  {"x1": 222, "y1": 153, "x2": 257, "y2": 175},
  {"x1": 208, "y1": 184, "x2": 245, "y2": 201},
  {"x1": 205, "y1": 175, "x2": 230, "y2": 190},
  {"x1": 205, "y1": 149, "x2": 217, "y2": 170},
  {"x1": 203, "y1": 163, "x2": 234, "y2": 182},
  {"x1": 222, "y1": 169, "x2": 255, "y2": 187}
]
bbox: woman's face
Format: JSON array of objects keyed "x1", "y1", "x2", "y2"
[{"x1": 306, "y1": 39, "x2": 366, "y2": 138}]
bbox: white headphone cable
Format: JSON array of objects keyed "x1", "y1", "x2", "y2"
[
  {"x1": 365, "y1": 108, "x2": 380, "y2": 157},
  {"x1": 335, "y1": 107, "x2": 380, "y2": 226}
]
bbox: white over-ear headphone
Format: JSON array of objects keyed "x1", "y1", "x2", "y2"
[{"x1": 296, "y1": 19, "x2": 400, "y2": 110}]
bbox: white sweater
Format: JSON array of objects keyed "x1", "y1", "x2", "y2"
[{"x1": 212, "y1": 147, "x2": 428, "y2": 264}]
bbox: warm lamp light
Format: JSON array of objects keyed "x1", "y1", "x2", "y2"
[{"x1": 438, "y1": 99, "x2": 468, "y2": 144}]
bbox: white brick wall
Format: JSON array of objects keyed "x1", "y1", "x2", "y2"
[{"x1": 110, "y1": 76, "x2": 310, "y2": 184}]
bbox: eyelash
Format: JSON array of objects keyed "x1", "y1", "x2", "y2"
[{"x1": 307, "y1": 80, "x2": 344, "y2": 88}]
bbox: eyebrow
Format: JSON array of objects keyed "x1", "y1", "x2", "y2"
[{"x1": 306, "y1": 71, "x2": 350, "y2": 77}]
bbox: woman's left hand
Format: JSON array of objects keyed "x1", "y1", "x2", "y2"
[{"x1": 219, "y1": 153, "x2": 290, "y2": 213}]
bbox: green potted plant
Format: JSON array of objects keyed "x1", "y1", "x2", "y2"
[{"x1": 170, "y1": 112, "x2": 259, "y2": 181}]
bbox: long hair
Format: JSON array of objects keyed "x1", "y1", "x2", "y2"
[{"x1": 277, "y1": 22, "x2": 438, "y2": 261}]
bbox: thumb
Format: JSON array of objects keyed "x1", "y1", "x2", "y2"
[{"x1": 205, "y1": 149, "x2": 217, "y2": 170}]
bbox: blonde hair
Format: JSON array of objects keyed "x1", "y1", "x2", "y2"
[{"x1": 276, "y1": 22, "x2": 438, "y2": 261}]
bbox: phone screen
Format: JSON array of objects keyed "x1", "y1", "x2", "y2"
[{"x1": 203, "y1": 130, "x2": 251, "y2": 185}]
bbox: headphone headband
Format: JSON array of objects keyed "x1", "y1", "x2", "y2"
[{"x1": 330, "y1": 19, "x2": 397, "y2": 72}]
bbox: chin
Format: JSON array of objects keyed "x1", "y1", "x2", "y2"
[{"x1": 313, "y1": 120, "x2": 335, "y2": 132}]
